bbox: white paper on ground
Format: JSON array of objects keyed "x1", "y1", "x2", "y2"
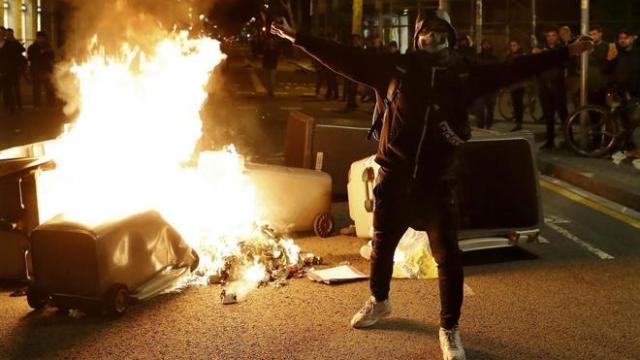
[{"x1": 307, "y1": 265, "x2": 368, "y2": 284}]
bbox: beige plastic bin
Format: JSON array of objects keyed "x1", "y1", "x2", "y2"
[{"x1": 246, "y1": 163, "x2": 334, "y2": 237}]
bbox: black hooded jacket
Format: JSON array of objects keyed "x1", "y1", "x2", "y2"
[{"x1": 294, "y1": 11, "x2": 570, "y2": 179}]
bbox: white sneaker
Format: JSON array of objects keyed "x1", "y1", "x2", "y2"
[
  {"x1": 439, "y1": 326, "x2": 466, "y2": 360},
  {"x1": 350, "y1": 296, "x2": 391, "y2": 328}
]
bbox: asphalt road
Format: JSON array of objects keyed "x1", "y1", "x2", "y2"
[
  {"x1": 1, "y1": 51, "x2": 639, "y2": 360},
  {"x1": 1, "y1": 184, "x2": 639, "y2": 360}
]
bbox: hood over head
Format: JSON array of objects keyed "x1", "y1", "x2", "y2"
[{"x1": 414, "y1": 9, "x2": 457, "y2": 50}]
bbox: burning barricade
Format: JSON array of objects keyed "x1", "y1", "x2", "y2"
[{"x1": 24, "y1": 29, "x2": 331, "y2": 315}]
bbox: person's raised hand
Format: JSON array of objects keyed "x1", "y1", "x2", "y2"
[
  {"x1": 606, "y1": 42, "x2": 618, "y2": 61},
  {"x1": 270, "y1": 17, "x2": 296, "y2": 43},
  {"x1": 568, "y1": 35, "x2": 594, "y2": 56}
]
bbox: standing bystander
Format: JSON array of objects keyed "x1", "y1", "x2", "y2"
[
  {"x1": 535, "y1": 27, "x2": 569, "y2": 149},
  {"x1": 2, "y1": 29, "x2": 26, "y2": 114},
  {"x1": 261, "y1": 37, "x2": 280, "y2": 97},
  {"x1": 506, "y1": 40, "x2": 527, "y2": 131},
  {"x1": 28, "y1": 31, "x2": 56, "y2": 109}
]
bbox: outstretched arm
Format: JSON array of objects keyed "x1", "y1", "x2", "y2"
[
  {"x1": 469, "y1": 36, "x2": 593, "y2": 99},
  {"x1": 271, "y1": 18, "x2": 398, "y2": 92}
]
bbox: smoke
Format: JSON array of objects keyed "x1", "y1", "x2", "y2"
[
  {"x1": 61, "y1": 0, "x2": 214, "y2": 57},
  {"x1": 55, "y1": 0, "x2": 217, "y2": 117}
]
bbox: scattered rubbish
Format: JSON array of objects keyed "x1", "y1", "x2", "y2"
[
  {"x1": 271, "y1": 279, "x2": 288, "y2": 288},
  {"x1": 220, "y1": 289, "x2": 238, "y2": 304},
  {"x1": 359, "y1": 228, "x2": 438, "y2": 279},
  {"x1": 9, "y1": 288, "x2": 27, "y2": 297},
  {"x1": 208, "y1": 273, "x2": 222, "y2": 285},
  {"x1": 339, "y1": 225, "x2": 356, "y2": 236},
  {"x1": 303, "y1": 253, "x2": 323, "y2": 266},
  {"x1": 392, "y1": 229, "x2": 438, "y2": 279},
  {"x1": 307, "y1": 265, "x2": 368, "y2": 284},
  {"x1": 68, "y1": 309, "x2": 85, "y2": 318},
  {"x1": 360, "y1": 242, "x2": 372, "y2": 260},
  {"x1": 612, "y1": 151, "x2": 626, "y2": 165}
]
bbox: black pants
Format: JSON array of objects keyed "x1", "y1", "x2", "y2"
[
  {"x1": 32, "y1": 72, "x2": 56, "y2": 107},
  {"x1": 326, "y1": 72, "x2": 338, "y2": 99},
  {"x1": 370, "y1": 168, "x2": 463, "y2": 330},
  {"x1": 315, "y1": 68, "x2": 326, "y2": 95},
  {"x1": 474, "y1": 93, "x2": 496, "y2": 129},
  {"x1": 510, "y1": 87, "x2": 526, "y2": 126},
  {"x1": 538, "y1": 79, "x2": 568, "y2": 146},
  {"x1": 3, "y1": 74, "x2": 22, "y2": 113},
  {"x1": 345, "y1": 81, "x2": 358, "y2": 109}
]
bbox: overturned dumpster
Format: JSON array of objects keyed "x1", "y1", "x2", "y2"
[{"x1": 27, "y1": 211, "x2": 199, "y2": 317}]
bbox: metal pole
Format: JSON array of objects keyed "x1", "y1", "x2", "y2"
[
  {"x1": 531, "y1": 0, "x2": 537, "y2": 48},
  {"x1": 352, "y1": 0, "x2": 363, "y2": 35},
  {"x1": 375, "y1": 0, "x2": 383, "y2": 40},
  {"x1": 439, "y1": 0, "x2": 450, "y2": 13},
  {"x1": 475, "y1": 0, "x2": 482, "y2": 53},
  {"x1": 580, "y1": 0, "x2": 589, "y2": 107},
  {"x1": 505, "y1": 0, "x2": 510, "y2": 45}
]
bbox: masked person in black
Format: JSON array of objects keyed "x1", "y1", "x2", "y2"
[{"x1": 272, "y1": 10, "x2": 591, "y2": 360}]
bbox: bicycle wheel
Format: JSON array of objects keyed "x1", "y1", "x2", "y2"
[
  {"x1": 498, "y1": 89, "x2": 514, "y2": 121},
  {"x1": 564, "y1": 105, "x2": 618, "y2": 157}
]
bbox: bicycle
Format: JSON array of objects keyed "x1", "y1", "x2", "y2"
[
  {"x1": 564, "y1": 89, "x2": 640, "y2": 157},
  {"x1": 497, "y1": 81, "x2": 544, "y2": 123}
]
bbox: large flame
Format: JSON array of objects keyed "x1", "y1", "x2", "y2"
[{"x1": 37, "y1": 31, "x2": 300, "y2": 298}]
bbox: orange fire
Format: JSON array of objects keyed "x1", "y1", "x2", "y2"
[{"x1": 36, "y1": 30, "x2": 300, "y2": 299}]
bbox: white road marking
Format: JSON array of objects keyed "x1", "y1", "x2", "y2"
[
  {"x1": 538, "y1": 236, "x2": 551, "y2": 244},
  {"x1": 463, "y1": 283, "x2": 475, "y2": 296},
  {"x1": 545, "y1": 221, "x2": 614, "y2": 260},
  {"x1": 544, "y1": 215, "x2": 571, "y2": 224}
]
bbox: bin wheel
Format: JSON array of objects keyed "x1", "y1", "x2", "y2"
[
  {"x1": 527, "y1": 232, "x2": 540, "y2": 243},
  {"x1": 104, "y1": 285, "x2": 129, "y2": 318},
  {"x1": 313, "y1": 213, "x2": 335, "y2": 238},
  {"x1": 507, "y1": 231, "x2": 520, "y2": 245},
  {"x1": 26, "y1": 286, "x2": 48, "y2": 310}
]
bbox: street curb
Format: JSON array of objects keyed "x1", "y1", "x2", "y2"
[{"x1": 538, "y1": 157, "x2": 640, "y2": 212}]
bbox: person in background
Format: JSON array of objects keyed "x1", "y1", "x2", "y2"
[
  {"x1": 473, "y1": 39, "x2": 498, "y2": 129},
  {"x1": 388, "y1": 40, "x2": 399, "y2": 54},
  {"x1": 344, "y1": 34, "x2": 362, "y2": 111},
  {"x1": 261, "y1": 36, "x2": 280, "y2": 97},
  {"x1": 27, "y1": 31, "x2": 56, "y2": 109},
  {"x1": 0, "y1": 27, "x2": 7, "y2": 112},
  {"x1": 560, "y1": 25, "x2": 580, "y2": 109},
  {"x1": 314, "y1": 57, "x2": 327, "y2": 98},
  {"x1": 587, "y1": 25, "x2": 609, "y2": 106},
  {"x1": 535, "y1": 26, "x2": 568, "y2": 149},
  {"x1": 559, "y1": 26, "x2": 575, "y2": 46},
  {"x1": 456, "y1": 34, "x2": 475, "y2": 59},
  {"x1": 2, "y1": 28, "x2": 26, "y2": 114},
  {"x1": 324, "y1": 33, "x2": 340, "y2": 100},
  {"x1": 506, "y1": 39, "x2": 527, "y2": 131},
  {"x1": 605, "y1": 29, "x2": 640, "y2": 150}
]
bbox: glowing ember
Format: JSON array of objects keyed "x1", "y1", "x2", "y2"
[{"x1": 36, "y1": 30, "x2": 304, "y2": 299}]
